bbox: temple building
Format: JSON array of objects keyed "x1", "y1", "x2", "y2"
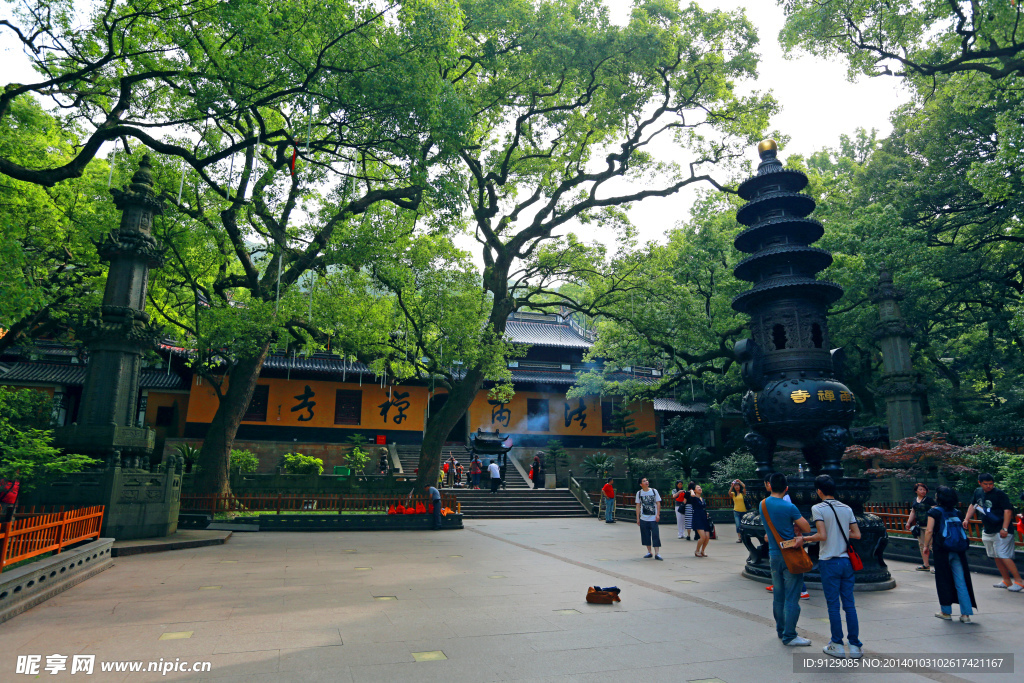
[{"x1": 1, "y1": 310, "x2": 706, "y2": 461}]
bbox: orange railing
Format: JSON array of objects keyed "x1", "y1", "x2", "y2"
[
  {"x1": 180, "y1": 493, "x2": 460, "y2": 517},
  {"x1": 0, "y1": 505, "x2": 105, "y2": 571},
  {"x1": 865, "y1": 503, "x2": 1024, "y2": 548}
]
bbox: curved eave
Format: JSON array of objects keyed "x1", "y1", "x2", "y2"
[
  {"x1": 731, "y1": 279, "x2": 844, "y2": 313},
  {"x1": 736, "y1": 192, "x2": 816, "y2": 226},
  {"x1": 737, "y1": 169, "x2": 809, "y2": 200},
  {"x1": 733, "y1": 246, "x2": 833, "y2": 282},
  {"x1": 734, "y1": 217, "x2": 825, "y2": 253}
]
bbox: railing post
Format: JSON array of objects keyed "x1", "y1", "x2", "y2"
[
  {"x1": 276, "y1": 492, "x2": 282, "y2": 515},
  {"x1": 55, "y1": 510, "x2": 68, "y2": 555},
  {"x1": 0, "y1": 518, "x2": 11, "y2": 571}
]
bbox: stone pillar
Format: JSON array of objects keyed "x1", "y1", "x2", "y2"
[
  {"x1": 871, "y1": 270, "x2": 925, "y2": 443},
  {"x1": 54, "y1": 156, "x2": 166, "y2": 460}
]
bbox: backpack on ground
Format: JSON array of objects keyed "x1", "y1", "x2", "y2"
[{"x1": 939, "y1": 508, "x2": 969, "y2": 553}]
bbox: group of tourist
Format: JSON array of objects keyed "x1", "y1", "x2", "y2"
[
  {"x1": 763, "y1": 471, "x2": 1022, "y2": 659},
  {"x1": 597, "y1": 468, "x2": 1020, "y2": 660}
]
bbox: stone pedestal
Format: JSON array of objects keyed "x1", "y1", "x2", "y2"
[
  {"x1": 23, "y1": 459, "x2": 182, "y2": 540},
  {"x1": 739, "y1": 477, "x2": 894, "y2": 590}
]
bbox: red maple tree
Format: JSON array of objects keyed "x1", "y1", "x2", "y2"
[{"x1": 843, "y1": 431, "x2": 979, "y2": 480}]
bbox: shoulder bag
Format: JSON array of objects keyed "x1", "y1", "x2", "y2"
[
  {"x1": 761, "y1": 499, "x2": 812, "y2": 574},
  {"x1": 825, "y1": 501, "x2": 863, "y2": 571}
]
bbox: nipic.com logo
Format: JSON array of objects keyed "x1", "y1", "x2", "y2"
[{"x1": 16, "y1": 655, "x2": 213, "y2": 675}]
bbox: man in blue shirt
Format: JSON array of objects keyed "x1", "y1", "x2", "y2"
[
  {"x1": 762, "y1": 472, "x2": 811, "y2": 646},
  {"x1": 424, "y1": 484, "x2": 442, "y2": 529}
]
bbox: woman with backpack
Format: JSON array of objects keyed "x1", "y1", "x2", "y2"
[{"x1": 923, "y1": 486, "x2": 978, "y2": 623}]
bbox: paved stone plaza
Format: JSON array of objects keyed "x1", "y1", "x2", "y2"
[{"x1": 1, "y1": 519, "x2": 1020, "y2": 682}]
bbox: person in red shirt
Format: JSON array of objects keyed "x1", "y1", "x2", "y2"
[
  {"x1": 602, "y1": 478, "x2": 616, "y2": 523},
  {"x1": 1, "y1": 473, "x2": 20, "y2": 519}
]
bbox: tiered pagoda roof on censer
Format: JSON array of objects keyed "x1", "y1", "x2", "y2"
[{"x1": 731, "y1": 139, "x2": 856, "y2": 480}]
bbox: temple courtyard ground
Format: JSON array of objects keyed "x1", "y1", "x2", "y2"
[{"x1": 1, "y1": 518, "x2": 1020, "y2": 682}]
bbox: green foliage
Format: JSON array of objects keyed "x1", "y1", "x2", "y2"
[
  {"x1": 581, "y1": 452, "x2": 616, "y2": 479},
  {"x1": 602, "y1": 402, "x2": 658, "y2": 471},
  {"x1": 0, "y1": 97, "x2": 108, "y2": 353},
  {"x1": 708, "y1": 449, "x2": 756, "y2": 487},
  {"x1": 0, "y1": 388, "x2": 96, "y2": 487},
  {"x1": 344, "y1": 446, "x2": 372, "y2": 474},
  {"x1": 995, "y1": 455, "x2": 1024, "y2": 498},
  {"x1": 279, "y1": 452, "x2": 324, "y2": 476},
  {"x1": 629, "y1": 457, "x2": 667, "y2": 487},
  {"x1": 229, "y1": 449, "x2": 259, "y2": 473},
  {"x1": 665, "y1": 446, "x2": 712, "y2": 482},
  {"x1": 174, "y1": 444, "x2": 201, "y2": 471},
  {"x1": 544, "y1": 440, "x2": 569, "y2": 478},
  {"x1": 778, "y1": 0, "x2": 1024, "y2": 81}
]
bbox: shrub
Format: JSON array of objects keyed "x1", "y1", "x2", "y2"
[
  {"x1": 0, "y1": 387, "x2": 96, "y2": 487},
  {"x1": 709, "y1": 449, "x2": 757, "y2": 486},
  {"x1": 174, "y1": 443, "x2": 201, "y2": 472},
  {"x1": 279, "y1": 452, "x2": 324, "y2": 475},
  {"x1": 582, "y1": 452, "x2": 616, "y2": 479},
  {"x1": 229, "y1": 449, "x2": 259, "y2": 473},
  {"x1": 345, "y1": 445, "x2": 371, "y2": 473}
]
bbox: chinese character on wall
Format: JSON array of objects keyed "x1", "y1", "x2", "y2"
[
  {"x1": 378, "y1": 391, "x2": 411, "y2": 424},
  {"x1": 291, "y1": 385, "x2": 316, "y2": 421},
  {"x1": 488, "y1": 399, "x2": 511, "y2": 427},
  {"x1": 564, "y1": 398, "x2": 587, "y2": 429}
]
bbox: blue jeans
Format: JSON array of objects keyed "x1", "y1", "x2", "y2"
[
  {"x1": 605, "y1": 497, "x2": 615, "y2": 522},
  {"x1": 819, "y1": 557, "x2": 861, "y2": 646},
  {"x1": 940, "y1": 555, "x2": 973, "y2": 616},
  {"x1": 770, "y1": 554, "x2": 803, "y2": 643},
  {"x1": 733, "y1": 511, "x2": 744, "y2": 534},
  {"x1": 432, "y1": 499, "x2": 442, "y2": 529}
]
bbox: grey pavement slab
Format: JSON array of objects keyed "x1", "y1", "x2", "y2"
[{"x1": 0, "y1": 518, "x2": 1020, "y2": 682}]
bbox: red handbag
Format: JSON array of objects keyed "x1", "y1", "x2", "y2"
[{"x1": 826, "y1": 501, "x2": 863, "y2": 571}]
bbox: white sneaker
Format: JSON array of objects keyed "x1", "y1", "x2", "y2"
[
  {"x1": 848, "y1": 644, "x2": 863, "y2": 659},
  {"x1": 934, "y1": 612, "x2": 951, "y2": 620},
  {"x1": 959, "y1": 615, "x2": 974, "y2": 624},
  {"x1": 993, "y1": 581, "x2": 1010, "y2": 589},
  {"x1": 1008, "y1": 583, "x2": 1023, "y2": 593},
  {"x1": 785, "y1": 636, "x2": 812, "y2": 647},
  {"x1": 823, "y1": 642, "x2": 846, "y2": 658}
]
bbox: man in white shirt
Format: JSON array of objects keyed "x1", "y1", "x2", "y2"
[
  {"x1": 635, "y1": 478, "x2": 663, "y2": 560},
  {"x1": 487, "y1": 460, "x2": 501, "y2": 493},
  {"x1": 805, "y1": 475, "x2": 863, "y2": 660}
]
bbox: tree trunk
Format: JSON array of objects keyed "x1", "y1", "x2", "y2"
[
  {"x1": 193, "y1": 339, "x2": 272, "y2": 495},
  {"x1": 416, "y1": 366, "x2": 485, "y2": 488}
]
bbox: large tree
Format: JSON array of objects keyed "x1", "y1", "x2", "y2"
[
  {"x1": 386, "y1": 0, "x2": 776, "y2": 485},
  {"x1": 4, "y1": 0, "x2": 470, "y2": 495},
  {"x1": 777, "y1": 0, "x2": 1024, "y2": 80},
  {"x1": 0, "y1": 97, "x2": 112, "y2": 353}
]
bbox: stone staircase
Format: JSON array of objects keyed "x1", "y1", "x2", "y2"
[
  {"x1": 447, "y1": 488, "x2": 590, "y2": 519},
  {"x1": 394, "y1": 445, "x2": 531, "y2": 489},
  {"x1": 393, "y1": 445, "x2": 588, "y2": 518}
]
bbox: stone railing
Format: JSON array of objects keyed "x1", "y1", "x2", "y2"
[
  {"x1": 567, "y1": 472, "x2": 595, "y2": 515},
  {"x1": 22, "y1": 458, "x2": 181, "y2": 540}
]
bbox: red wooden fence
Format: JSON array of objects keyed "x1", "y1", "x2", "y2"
[{"x1": 0, "y1": 505, "x2": 105, "y2": 571}]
